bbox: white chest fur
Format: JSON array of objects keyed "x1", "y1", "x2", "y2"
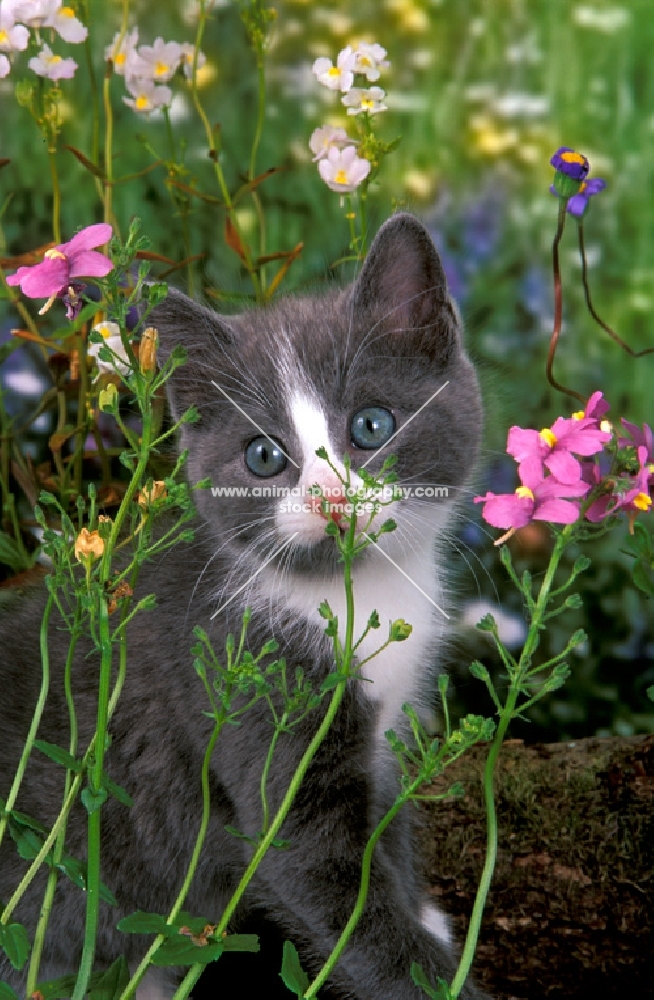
[{"x1": 277, "y1": 544, "x2": 447, "y2": 739}]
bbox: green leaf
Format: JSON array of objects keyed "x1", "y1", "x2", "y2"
[
  {"x1": 647, "y1": 685, "x2": 654, "y2": 702},
  {"x1": 320, "y1": 672, "x2": 343, "y2": 694},
  {"x1": 0, "y1": 982, "x2": 20, "y2": 1000},
  {"x1": 279, "y1": 940, "x2": 310, "y2": 997},
  {"x1": 57, "y1": 856, "x2": 117, "y2": 906},
  {"x1": 221, "y1": 933, "x2": 260, "y2": 952},
  {"x1": 318, "y1": 600, "x2": 333, "y2": 620},
  {"x1": 410, "y1": 963, "x2": 440, "y2": 999},
  {"x1": 0, "y1": 922, "x2": 30, "y2": 970},
  {"x1": 9, "y1": 823, "x2": 43, "y2": 860},
  {"x1": 475, "y1": 613, "x2": 497, "y2": 633},
  {"x1": 81, "y1": 786, "x2": 108, "y2": 814},
  {"x1": 117, "y1": 911, "x2": 171, "y2": 935},
  {"x1": 151, "y1": 935, "x2": 223, "y2": 966},
  {"x1": 224, "y1": 825, "x2": 258, "y2": 846},
  {"x1": 34, "y1": 974, "x2": 106, "y2": 1000},
  {"x1": 631, "y1": 559, "x2": 654, "y2": 597},
  {"x1": 103, "y1": 773, "x2": 134, "y2": 808},
  {"x1": 34, "y1": 740, "x2": 83, "y2": 772},
  {"x1": 88, "y1": 956, "x2": 130, "y2": 1000}
]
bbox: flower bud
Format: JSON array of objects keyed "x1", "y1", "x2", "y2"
[
  {"x1": 139, "y1": 326, "x2": 158, "y2": 374},
  {"x1": 74, "y1": 527, "x2": 104, "y2": 563},
  {"x1": 137, "y1": 480, "x2": 167, "y2": 509}
]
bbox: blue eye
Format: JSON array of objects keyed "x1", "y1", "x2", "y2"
[
  {"x1": 350, "y1": 407, "x2": 396, "y2": 450},
  {"x1": 245, "y1": 437, "x2": 287, "y2": 477}
]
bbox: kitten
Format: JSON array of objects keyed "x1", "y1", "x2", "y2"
[{"x1": 0, "y1": 213, "x2": 486, "y2": 998}]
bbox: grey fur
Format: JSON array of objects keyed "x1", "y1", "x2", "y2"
[{"x1": 0, "y1": 214, "x2": 487, "y2": 997}]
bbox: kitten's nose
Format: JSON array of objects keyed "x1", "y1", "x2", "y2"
[{"x1": 310, "y1": 475, "x2": 346, "y2": 527}]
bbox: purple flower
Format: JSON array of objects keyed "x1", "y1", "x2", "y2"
[
  {"x1": 550, "y1": 177, "x2": 606, "y2": 217},
  {"x1": 6, "y1": 224, "x2": 113, "y2": 313},
  {"x1": 475, "y1": 457, "x2": 589, "y2": 530},
  {"x1": 581, "y1": 390, "x2": 610, "y2": 421},
  {"x1": 550, "y1": 147, "x2": 589, "y2": 181}
]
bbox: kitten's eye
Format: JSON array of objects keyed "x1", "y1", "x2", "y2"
[
  {"x1": 350, "y1": 407, "x2": 396, "y2": 450},
  {"x1": 245, "y1": 437, "x2": 287, "y2": 477}
]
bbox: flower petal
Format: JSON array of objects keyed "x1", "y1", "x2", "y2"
[
  {"x1": 61, "y1": 223, "x2": 112, "y2": 256},
  {"x1": 67, "y1": 248, "x2": 114, "y2": 280},
  {"x1": 8, "y1": 258, "x2": 69, "y2": 297}
]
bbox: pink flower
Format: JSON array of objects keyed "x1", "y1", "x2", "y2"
[
  {"x1": 586, "y1": 447, "x2": 653, "y2": 525},
  {"x1": 507, "y1": 409, "x2": 611, "y2": 486},
  {"x1": 618, "y1": 419, "x2": 653, "y2": 462},
  {"x1": 6, "y1": 223, "x2": 113, "y2": 312},
  {"x1": 475, "y1": 456, "x2": 590, "y2": 531}
]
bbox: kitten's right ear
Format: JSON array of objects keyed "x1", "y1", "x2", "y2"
[
  {"x1": 147, "y1": 286, "x2": 236, "y2": 423},
  {"x1": 349, "y1": 212, "x2": 455, "y2": 339}
]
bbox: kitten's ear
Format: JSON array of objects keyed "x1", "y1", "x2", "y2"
[
  {"x1": 350, "y1": 213, "x2": 452, "y2": 334},
  {"x1": 147, "y1": 286, "x2": 235, "y2": 423}
]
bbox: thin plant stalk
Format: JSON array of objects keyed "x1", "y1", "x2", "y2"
[
  {"x1": 449, "y1": 524, "x2": 573, "y2": 997},
  {"x1": 546, "y1": 199, "x2": 584, "y2": 403}
]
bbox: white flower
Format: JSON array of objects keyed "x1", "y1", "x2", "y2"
[
  {"x1": 342, "y1": 86, "x2": 387, "y2": 115},
  {"x1": 136, "y1": 37, "x2": 182, "y2": 82},
  {"x1": 104, "y1": 27, "x2": 139, "y2": 75},
  {"x1": 122, "y1": 76, "x2": 172, "y2": 114},
  {"x1": 312, "y1": 46, "x2": 355, "y2": 92},
  {"x1": 0, "y1": 5, "x2": 29, "y2": 52},
  {"x1": 28, "y1": 43, "x2": 76, "y2": 79},
  {"x1": 308, "y1": 125, "x2": 350, "y2": 162},
  {"x1": 88, "y1": 321, "x2": 131, "y2": 376},
  {"x1": 45, "y1": 4, "x2": 87, "y2": 43},
  {"x1": 352, "y1": 42, "x2": 389, "y2": 81},
  {"x1": 7, "y1": 0, "x2": 60, "y2": 27},
  {"x1": 179, "y1": 41, "x2": 206, "y2": 80},
  {"x1": 0, "y1": 53, "x2": 10, "y2": 76},
  {"x1": 318, "y1": 145, "x2": 370, "y2": 193}
]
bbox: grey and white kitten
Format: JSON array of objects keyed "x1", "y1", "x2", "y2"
[{"x1": 0, "y1": 214, "x2": 486, "y2": 998}]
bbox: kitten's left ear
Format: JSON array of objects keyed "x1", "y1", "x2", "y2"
[{"x1": 350, "y1": 212, "x2": 456, "y2": 336}]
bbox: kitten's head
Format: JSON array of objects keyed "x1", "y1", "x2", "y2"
[{"x1": 152, "y1": 213, "x2": 481, "y2": 580}]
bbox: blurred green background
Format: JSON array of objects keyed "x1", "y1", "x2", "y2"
[{"x1": 1, "y1": 0, "x2": 653, "y2": 739}]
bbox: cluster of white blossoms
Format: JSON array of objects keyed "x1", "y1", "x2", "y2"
[
  {"x1": 105, "y1": 27, "x2": 205, "y2": 116},
  {"x1": 310, "y1": 42, "x2": 389, "y2": 194},
  {"x1": 0, "y1": 0, "x2": 87, "y2": 80}
]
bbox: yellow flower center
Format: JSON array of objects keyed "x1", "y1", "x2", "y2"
[
  {"x1": 96, "y1": 324, "x2": 114, "y2": 339},
  {"x1": 600, "y1": 419, "x2": 612, "y2": 433},
  {"x1": 47, "y1": 54, "x2": 62, "y2": 65},
  {"x1": 633, "y1": 492, "x2": 652, "y2": 511},
  {"x1": 561, "y1": 150, "x2": 586, "y2": 165},
  {"x1": 515, "y1": 486, "x2": 535, "y2": 501},
  {"x1": 154, "y1": 60, "x2": 169, "y2": 77},
  {"x1": 135, "y1": 95, "x2": 151, "y2": 110},
  {"x1": 60, "y1": 6, "x2": 75, "y2": 16},
  {"x1": 362, "y1": 98, "x2": 375, "y2": 109},
  {"x1": 44, "y1": 248, "x2": 67, "y2": 261},
  {"x1": 572, "y1": 410, "x2": 585, "y2": 420},
  {"x1": 334, "y1": 169, "x2": 348, "y2": 185},
  {"x1": 0, "y1": 30, "x2": 8, "y2": 44},
  {"x1": 359, "y1": 55, "x2": 372, "y2": 66},
  {"x1": 115, "y1": 51, "x2": 126, "y2": 66},
  {"x1": 327, "y1": 66, "x2": 340, "y2": 77},
  {"x1": 539, "y1": 428, "x2": 557, "y2": 448}
]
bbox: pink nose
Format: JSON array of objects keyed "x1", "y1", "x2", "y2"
[{"x1": 310, "y1": 477, "x2": 346, "y2": 526}]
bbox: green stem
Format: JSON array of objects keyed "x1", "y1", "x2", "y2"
[
  {"x1": 72, "y1": 597, "x2": 112, "y2": 1000},
  {"x1": 546, "y1": 198, "x2": 584, "y2": 404},
  {"x1": 0, "y1": 593, "x2": 54, "y2": 855},
  {"x1": 304, "y1": 779, "x2": 419, "y2": 999},
  {"x1": 449, "y1": 525, "x2": 572, "y2": 997},
  {"x1": 26, "y1": 608, "x2": 81, "y2": 991},
  {"x1": 118, "y1": 721, "x2": 224, "y2": 1000},
  {"x1": 260, "y1": 718, "x2": 285, "y2": 834},
  {"x1": 172, "y1": 679, "x2": 349, "y2": 1000},
  {"x1": 48, "y1": 148, "x2": 61, "y2": 245}
]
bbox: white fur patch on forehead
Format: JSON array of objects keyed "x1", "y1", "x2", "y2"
[{"x1": 289, "y1": 391, "x2": 338, "y2": 468}]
